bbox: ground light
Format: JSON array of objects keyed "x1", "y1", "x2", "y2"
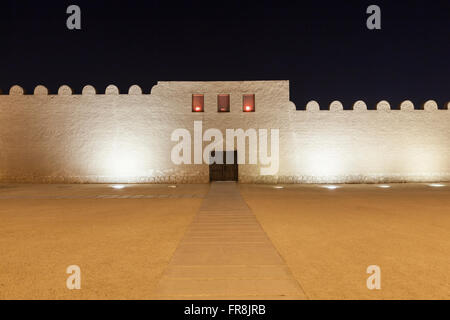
[
  {"x1": 168, "y1": 185, "x2": 177, "y2": 188},
  {"x1": 273, "y1": 186, "x2": 284, "y2": 189},
  {"x1": 429, "y1": 183, "x2": 445, "y2": 187},
  {"x1": 323, "y1": 185, "x2": 340, "y2": 190},
  {"x1": 111, "y1": 185, "x2": 125, "y2": 189},
  {"x1": 378, "y1": 185, "x2": 391, "y2": 188}
]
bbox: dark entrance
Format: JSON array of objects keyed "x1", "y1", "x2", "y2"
[{"x1": 209, "y1": 151, "x2": 238, "y2": 181}]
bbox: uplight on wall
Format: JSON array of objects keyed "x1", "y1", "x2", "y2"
[
  {"x1": 299, "y1": 149, "x2": 347, "y2": 178},
  {"x1": 98, "y1": 140, "x2": 150, "y2": 182},
  {"x1": 110, "y1": 153, "x2": 139, "y2": 178},
  {"x1": 192, "y1": 94, "x2": 204, "y2": 112},
  {"x1": 429, "y1": 183, "x2": 445, "y2": 187},
  {"x1": 322, "y1": 185, "x2": 340, "y2": 190}
]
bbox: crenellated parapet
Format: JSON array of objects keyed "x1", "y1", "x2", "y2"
[
  {"x1": 305, "y1": 99, "x2": 448, "y2": 111},
  {"x1": 2, "y1": 84, "x2": 448, "y2": 112},
  {"x1": 3, "y1": 84, "x2": 146, "y2": 96}
]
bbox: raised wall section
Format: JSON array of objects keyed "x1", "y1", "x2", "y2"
[
  {"x1": 0, "y1": 81, "x2": 449, "y2": 183},
  {"x1": 0, "y1": 81, "x2": 292, "y2": 183}
]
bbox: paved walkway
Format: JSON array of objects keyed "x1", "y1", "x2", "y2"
[{"x1": 154, "y1": 182, "x2": 306, "y2": 299}]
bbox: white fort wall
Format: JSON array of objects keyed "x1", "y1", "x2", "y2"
[
  {"x1": 290, "y1": 100, "x2": 450, "y2": 183},
  {"x1": 0, "y1": 80, "x2": 449, "y2": 183}
]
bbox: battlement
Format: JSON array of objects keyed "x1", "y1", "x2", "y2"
[
  {"x1": 305, "y1": 99, "x2": 449, "y2": 111},
  {"x1": 6, "y1": 84, "x2": 143, "y2": 95},
  {"x1": 3, "y1": 83, "x2": 448, "y2": 112}
]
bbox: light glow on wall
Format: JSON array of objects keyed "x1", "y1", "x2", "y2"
[
  {"x1": 322, "y1": 185, "x2": 340, "y2": 190},
  {"x1": 403, "y1": 148, "x2": 443, "y2": 174},
  {"x1": 429, "y1": 183, "x2": 445, "y2": 187},
  {"x1": 111, "y1": 184, "x2": 125, "y2": 189},
  {"x1": 378, "y1": 185, "x2": 391, "y2": 188},
  {"x1": 299, "y1": 148, "x2": 348, "y2": 178},
  {"x1": 110, "y1": 152, "x2": 140, "y2": 178},
  {"x1": 97, "y1": 139, "x2": 151, "y2": 182}
]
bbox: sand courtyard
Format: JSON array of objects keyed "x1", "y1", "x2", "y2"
[{"x1": 0, "y1": 182, "x2": 449, "y2": 300}]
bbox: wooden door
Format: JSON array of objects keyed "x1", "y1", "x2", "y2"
[{"x1": 209, "y1": 151, "x2": 238, "y2": 181}]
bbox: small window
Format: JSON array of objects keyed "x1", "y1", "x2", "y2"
[
  {"x1": 243, "y1": 94, "x2": 255, "y2": 112},
  {"x1": 217, "y1": 94, "x2": 230, "y2": 112},
  {"x1": 192, "y1": 94, "x2": 204, "y2": 112}
]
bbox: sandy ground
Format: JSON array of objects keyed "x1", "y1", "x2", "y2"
[
  {"x1": 240, "y1": 183, "x2": 450, "y2": 299},
  {"x1": 0, "y1": 184, "x2": 208, "y2": 299},
  {"x1": 0, "y1": 183, "x2": 449, "y2": 299}
]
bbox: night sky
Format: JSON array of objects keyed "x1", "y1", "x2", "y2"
[{"x1": 1, "y1": 0, "x2": 449, "y2": 109}]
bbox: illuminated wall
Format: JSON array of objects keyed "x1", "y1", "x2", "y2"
[
  {"x1": 289, "y1": 100, "x2": 450, "y2": 183},
  {"x1": 0, "y1": 81, "x2": 449, "y2": 183}
]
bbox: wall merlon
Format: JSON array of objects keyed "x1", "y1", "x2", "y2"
[
  {"x1": 423, "y1": 100, "x2": 438, "y2": 111},
  {"x1": 329, "y1": 100, "x2": 344, "y2": 111},
  {"x1": 82, "y1": 85, "x2": 96, "y2": 95},
  {"x1": 400, "y1": 100, "x2": 414, "y2": 111},
  {"x1": 352, "y1": 100, "x2": 367, "y2": 111},
  {"x1": 376, "y1": 100, "x2": 390, "y2": 111},
  {"x1": 9, "y1": 85, "x2": 24, "y2": 95},
  {"x1": 34, "y1": 85, "x2": 48, "y2": 95},
  {"x1": 58, "y1": 85, "x2": 72, "y2": 95},
  {"x1": 128, "y1": 85, "x2": 142, "y2": 95},
  {"x1": 306, "y1": 100, "x2": 320, "y2": 111},
  {"x1": 105, "y1": 84, "x2": 119, "y2": 95}
]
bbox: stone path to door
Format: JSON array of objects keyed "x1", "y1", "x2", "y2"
[{"x1": 154, "y1": 182, "x2": 307, "y2": 299}]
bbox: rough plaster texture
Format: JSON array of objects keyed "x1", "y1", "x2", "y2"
[{"x1": 0, "y1": 81, "x2": 449, "y2": 183}]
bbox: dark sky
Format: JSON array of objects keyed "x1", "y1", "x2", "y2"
[{"x1": 1, "y1": 0, "x2": 449, "y2": 109}]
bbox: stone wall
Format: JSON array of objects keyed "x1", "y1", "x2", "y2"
[
  {"x1": 0, "y1": 81, "x2": 449, "y2": 183},
  {"x1": 287, "y1": 100, "x2": 450, "y2": 183}
]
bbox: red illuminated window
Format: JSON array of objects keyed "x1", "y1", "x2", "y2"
[
  {"x1": 218, "y1": 94, "x2": 230, "y2": 112},
  {"x1": 243, "y1": 94, "x2": 255, "y2": 112},
  {"x1": 192, "y1": 94, "x2": 204, "y2": 112}
]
